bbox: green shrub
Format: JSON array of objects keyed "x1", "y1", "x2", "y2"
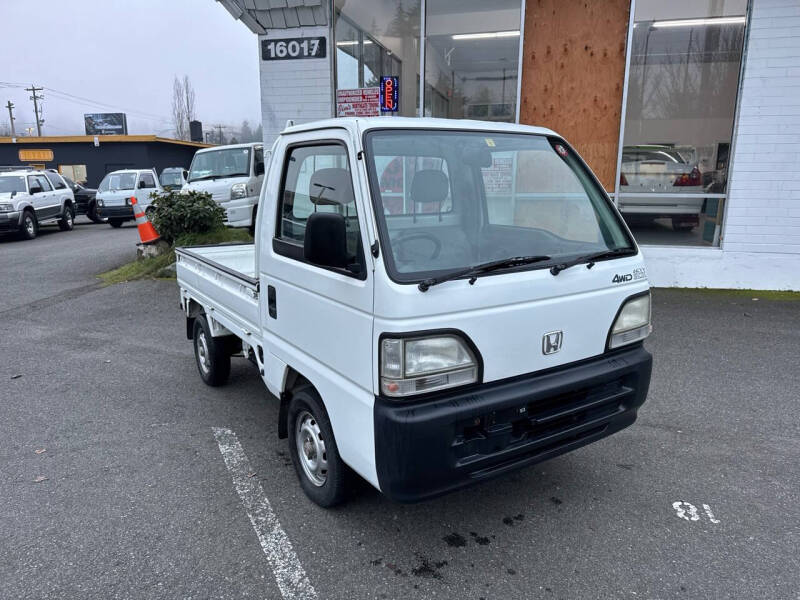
[{"x1": 148, "y1": 189, "x2": 225, "y2": 244}]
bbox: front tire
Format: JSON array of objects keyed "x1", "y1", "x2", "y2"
[
  {"x1": 109, "y1": 219, "x2": 124, "y2": 228},
  {"x1": 287, "y1": 385, "x2": 351, "y2": 507},
  {"x1": 19, "y1": 210, "x2": 38, "y2": 240},
  {"x1": 88, "y1": 201, "x2": 105, "y2": 223},
  {"x1": 192, "y1": 315, "x2": 230, "y2": 386},
  {"x1": 58, "y1": 205, "x2": 75, "y2": 231}
]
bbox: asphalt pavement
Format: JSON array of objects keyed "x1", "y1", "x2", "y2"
[{"x1": 1, "y1": 221, "x2": 798, "y2": 599}]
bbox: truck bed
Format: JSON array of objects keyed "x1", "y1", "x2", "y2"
[{"x1": 175, "y1": 243, "x2": 260, "y2": 342}]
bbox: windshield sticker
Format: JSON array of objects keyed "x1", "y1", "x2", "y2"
[
  {"x1": 555, "y1": 144, "x2": 568, "y2": 158},
  {"x1": 484, "y1": 138, "x2": 496, "y2": 147}
]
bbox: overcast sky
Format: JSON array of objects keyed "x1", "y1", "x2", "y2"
[{"x1": 0, "y1": 0, "x2": 261, "y2": 137}]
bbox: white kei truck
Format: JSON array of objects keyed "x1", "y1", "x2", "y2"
[
  {"x1": 182, "y1": 142, "x2": 265, "y2": 229},
  {"x1": 175, "y1": 117, "x2": 653, "y2": 507}
]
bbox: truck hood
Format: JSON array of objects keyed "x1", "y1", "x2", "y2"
[
  {"x1": 373, "y1": 253, "x2": 650, "y2": 385},
  {"x1": 184, "y1": 176, "x2": 249, "y2": 204}
]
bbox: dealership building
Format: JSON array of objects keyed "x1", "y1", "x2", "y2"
[{"x1": 218, "y1": 0, "x2": 799, "y2": 290}]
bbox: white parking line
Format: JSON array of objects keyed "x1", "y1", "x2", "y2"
[{"x1": 212, "y1": 427, "x2": 318, "y2": 600}]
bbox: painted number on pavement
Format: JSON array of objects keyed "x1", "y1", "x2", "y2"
[{"x1": 672, "y1": 501, "x2": 720, "y2": 523}]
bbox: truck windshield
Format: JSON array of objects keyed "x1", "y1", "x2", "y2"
[
  {"x1": 160, "y1": 171, "x2": 183, "y2": 187},
  {"x1": 98, "y1": 173, "x2": 136, "y2": 192},
  {"x1": 188, "y1": 147, "x2": 251, "y2": 182},
  {"x1": 0, "y1": 176, "x2": 26, "y2": 194},
  {"x1": 363, "y1": 130, "x2": 635, "y2": 282}
]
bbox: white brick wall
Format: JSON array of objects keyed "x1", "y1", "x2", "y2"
[
  {"x1": 724, "y1": 0, "x2": 800, "y2": 255},
  {"x1": 258, "y1": 26, "x2": 333, "y2": 148}
]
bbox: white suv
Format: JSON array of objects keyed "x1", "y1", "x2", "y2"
[{"x1": 0, "y1": 168, "x2": 76, "y2": 240}]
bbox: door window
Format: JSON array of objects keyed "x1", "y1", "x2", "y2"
[
  {"x1": 139, "y1": 172, "x2": 156, "y2": 188},
  {"x1": 43, "y1": 171, "x2": 67, "y2": 189},
  {"x1": 275, "y1": 143, "x2": 364, "y2": 273},
  {"x1": 35, "y1": 174, "x2": 53, "y2": 192}
]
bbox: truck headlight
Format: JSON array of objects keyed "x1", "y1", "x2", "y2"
[
  {"x1": 380, "y1": 334, "x2": 478, "y2": 397},
  {"x1": 608, "y1": 292, "x2": 652, "y2": 349},
  {"x1": 125, "y1": 197, "x2": 132, "y2": 206},
  {"x1": 97, "y1": 199, "x2": 104, "y2": 207},
  {"x1": 231, "y1": 183, "x2": 247, "y2": 200},
  {"x1": 0, "y1": 203, "x2": 13, "y2": 212}
]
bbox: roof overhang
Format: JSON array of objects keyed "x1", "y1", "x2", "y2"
[{"x1": 216, "y1": 0, "x2": 327, "y2": 33}]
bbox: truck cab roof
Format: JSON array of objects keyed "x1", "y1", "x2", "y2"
[{"x1": 282, "y1": 116, "x2": 558, "y2": 138}]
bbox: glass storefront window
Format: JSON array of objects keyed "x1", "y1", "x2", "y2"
[
  {"x1": 424, "y1": 0, "x2": 522, "y2": 122},
  {"x1": 334, "y1": 0, "x2": 420, "y2": 118},
  {"x1": 619, "y1": 0, "x2": 747, "y2": 246}
]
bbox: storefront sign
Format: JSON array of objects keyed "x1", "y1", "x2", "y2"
[
  {"x1": 261, "y1": 37, "x2": 326, "y2": 60},
  {"x1": 380, "y1": 76, "x2": 399, "y2": 113},
  {"x1": 84, "y1": 113, "x2": 128, "y2": 135},
  {"x1": 18, "y1": 149, "x2": 54, "y2": 162},
  {"x1": 336, "y1": 88, "x2": 380, "y2": 117}
]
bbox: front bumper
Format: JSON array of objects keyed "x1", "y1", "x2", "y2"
[
  {"x1": 97, "y1": 205, "x2": 134, "y2": 220},
  {"x1": 0, "y1": 211, "x2": 22, "y2": 233},
  {"x1": 374, "y1": 344, "x2": 652, "y2": 502}
]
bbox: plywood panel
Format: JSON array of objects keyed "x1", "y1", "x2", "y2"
[{"x1": 520, "y1": 0, "x2": 630, "y2": 191}]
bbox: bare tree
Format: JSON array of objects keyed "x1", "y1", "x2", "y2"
[
  {"x1": 183, "y1": 75, "x2": 196, "y2": 124},
  {"x1": 171, "y1": 74, "x2": 197, "y2": 140}
]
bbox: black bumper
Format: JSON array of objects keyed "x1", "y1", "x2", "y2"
[
  {"x1": 97, "y1": 206, "x2": 133, "y2": 220},
  {"x1": 374, "y1": 345, "x2": 652, "y2": 503},
  {"x1": 0, "y1": 212, "x2": 23, "y2": 233}
]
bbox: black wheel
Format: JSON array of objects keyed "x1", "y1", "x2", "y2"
[
  {"x1": 109, "y1": 219, "x2": 124, "y2": 228},
  {"x1": 58, "y1": 205, "x2": 75, "y2": 231},
  {"x1": 87, "y1": 201, "x2": 105, "y2": 223},
  {"x1": 287, "y1": 385, "x2": 351, "y2": 507},
  {"x1": 19, "y1": 210, "x2": 38, "y2": 240},
  {"x1": 192, "y1": 315, "x2": 230, "y2": 386},
  {"x1": 671, "y1": 217, "x2": 695, "y2": 232}
]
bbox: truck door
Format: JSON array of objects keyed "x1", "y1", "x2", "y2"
[
  {"x1": 260, "y1": 131, "x2": 375, "y2": 471},
  {"x1": 136, "y1": 171, "x2": 158, "y2": 207}
]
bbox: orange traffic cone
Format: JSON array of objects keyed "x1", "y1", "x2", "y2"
[{"x1": 130, "y1": 197, "x2": 160, "y2": 244}]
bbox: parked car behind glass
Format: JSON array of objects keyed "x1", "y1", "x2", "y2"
[{"x1": 618, "y1": 144, "x2": 704, "y2": 232}]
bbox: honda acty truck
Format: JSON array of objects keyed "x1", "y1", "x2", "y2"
[{"x1": 175, "y1": 117, "x2": 653, "y2": 507}]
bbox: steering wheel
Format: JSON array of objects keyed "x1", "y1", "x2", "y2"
[{"x1": 394, "y1": 232, "x2": 442, "y2": 263}]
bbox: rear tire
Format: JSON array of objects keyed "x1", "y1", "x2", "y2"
[
  {"x1": 287, "y1": 385, "x2": 351, "y2": 507},
  {"x1": 58, "y1": 205, "x2": 75, "y2": 231},
  {"x1": 19, "y1": 210, "x2": 38, "y2": 240},
  {"x1": 109, "y1": 219, "x2": 124, "y2": 228},
  {"x1": 192, "y1": 315, "x2": 231, "y2": 386}
]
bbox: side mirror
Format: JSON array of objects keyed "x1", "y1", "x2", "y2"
[
  {"x1": 255, "y1": 162, "x2": 265, "y2": 176},
  {"x1": 138, "y1": 180, "x2": 148, "y2": 189},
  {"x1": 29, "y1": 185, "x2": 43, "y2": 195},
  {"x1": 304, "y1": 212, "x2": 348, "y2": 269}
]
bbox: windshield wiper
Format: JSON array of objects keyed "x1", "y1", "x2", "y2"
[
  {"x1": 549, "y1": 247, "x2": 637, "y2": 276},
  {"x1": 418, "y1": 255, "x2": 551, "y2": 292},
  {"x1": 187, "y1": 175, "x2": 221, "y2": 182}
]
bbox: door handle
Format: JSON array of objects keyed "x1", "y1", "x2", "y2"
[{"x1": 267, "y1": 285, "x2": 277, "y2": 319}]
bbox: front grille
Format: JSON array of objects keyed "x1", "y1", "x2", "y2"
[
  {"x1": 452, "y1": 377, "x2": 634, "y2": 469},
  {"x1": 0, "y1": 220, "x2": 17, "y2": 232}
]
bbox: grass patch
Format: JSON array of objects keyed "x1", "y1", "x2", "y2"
[
  {"x1": 654, "y1": 287, "x2": 800, "y2": 301},
  {"x1": 99, "y1": 227, "x2": 253, "y2": 285}
]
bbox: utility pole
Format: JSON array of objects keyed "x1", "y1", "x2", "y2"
[
  {"x1": 25, "y1": 84, "x2": 44, "y2": 136},
  {"x1": 5, "y1": 101, "x2": 15, "y2": 137}
]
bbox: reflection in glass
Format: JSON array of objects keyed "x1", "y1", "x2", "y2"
[
  {"x1": 334, "y1": 0, "x2": 420, "y2": 117},
  {"x1": 619, "y1": 0, "x2": 747, "y2": 246},
  {"x1": 424, "y1": 0, "x2": 522, "y2": 122}
]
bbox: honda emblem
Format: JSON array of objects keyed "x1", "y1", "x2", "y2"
[{"x1": 542, "y1": 331, "x2": 563, "y2": 355}]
